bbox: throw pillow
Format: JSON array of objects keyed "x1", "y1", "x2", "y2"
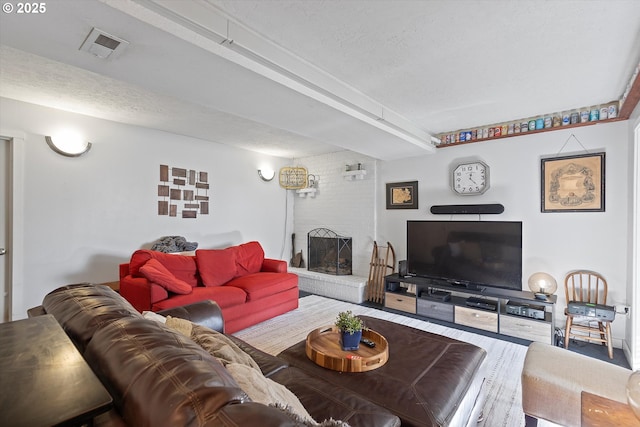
[
  {"x1": 226, "y1": 363, "x2": 316, "y2": 425},
  {"x1": 270, "y1": 403, "x2": 351, "y2": 427},
  {"x1": 196, "y1": 248, "x2": 237, "y2": 287},
  {"x1": 165, "y1": 317, "x2": 260, "y2": 371},
  {"x1": 142, "y1": 311, "x2": 167, "y2": 324},
  {"x1": 234, "y1": 241, "x2": 264, "y2": 276},
  {"x1": 139, "y1": 259, "x2": 193, "y2": 294},
  {"x1": 129, "y1": 249, "x2": 198, "y2": 286},
  {"x1": 165, "y1": 315, "x2": 194, "y2": 337}
]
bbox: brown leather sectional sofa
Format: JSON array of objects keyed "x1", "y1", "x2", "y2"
[{"x1": 29, "y1": 283, "x2": 400, "y2": 427}]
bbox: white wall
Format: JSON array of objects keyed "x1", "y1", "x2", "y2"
[
  {"x1": 292, "y1": 151, "x2": 376, "y2": 277},
  {"x1": 294, "y1": 121, "x2": 631, "y2": 346},
  {"x1": 377, "y1": 121, "x2": 630, "y2": 346},
  {"x1": 3, "y1": 96, "x2": 634, "y2": 349},
  {"x1": 1, "y1": 97, "x2": 292, "y2": 319}
]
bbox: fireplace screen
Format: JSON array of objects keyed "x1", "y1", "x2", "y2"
[{"x1": 307, "y1": 228, "x2": 352, "y2": 275}]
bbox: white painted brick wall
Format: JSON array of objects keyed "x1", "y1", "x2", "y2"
[{"x1": 292, "y1": 151, "x2": 376, "y2": 277}]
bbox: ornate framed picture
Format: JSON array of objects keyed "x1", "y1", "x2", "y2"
[
  {"x1": 541, "y1": 152, "x2": 605, "y2": 212},
  {"x1": 386, "y1": 181, "x2": 418, "y2": 209}
]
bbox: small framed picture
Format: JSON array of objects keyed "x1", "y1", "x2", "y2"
[
  {"x1": 541, "y1": 152, "x2": 605, "y2": 213},
  {"x1": 386, "y1": 181, "x2": 418, "y2": 209}
]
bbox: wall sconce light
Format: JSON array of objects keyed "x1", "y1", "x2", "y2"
[
  {"x1": 45, "y1": 134, "x2": 92, "y2": 157},
  {"x1": 258, "y1": 168, "x2": 275, "y2": 181}
]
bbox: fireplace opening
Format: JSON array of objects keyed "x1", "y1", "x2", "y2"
[{"x1": 307, "y1": 228, "x2": 352, "y2": 275}]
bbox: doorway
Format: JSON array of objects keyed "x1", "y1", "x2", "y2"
[
  {"x1": 0, "y1": 137, "x2": 10, "y2": 322},
  {"x1": 632, "y1": 123, "x2": 640, "y2": 369}
]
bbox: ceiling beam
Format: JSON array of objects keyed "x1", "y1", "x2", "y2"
[{"x1": 121, "y1": 0, "x2": 436, "y2": 152}]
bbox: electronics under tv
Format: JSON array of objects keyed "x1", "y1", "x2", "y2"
[
  {"x1": 465, "y1": 297, "x2": 497, "y2": 311},
  {"x1": 421, "y1": 289, "x2": 451, "y2": 302},
  {"x1": 505, "y1": 300, "x2": 545, "y2": 320},
  {"x1": 406, "y1": 220, "x2": 523, "y2": 292}
]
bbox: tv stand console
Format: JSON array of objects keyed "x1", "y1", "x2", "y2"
[{"x1": 384, "y1": 274, "x2": 557, "y2": 344}]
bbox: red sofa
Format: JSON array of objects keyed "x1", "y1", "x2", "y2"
[{"x1": 119, "y1": 241, "x2": 299, "y2": 333}]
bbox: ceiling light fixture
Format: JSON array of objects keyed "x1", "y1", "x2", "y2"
[{"x1": 45, "y1": 134, "x2": 92, "y2": 157}]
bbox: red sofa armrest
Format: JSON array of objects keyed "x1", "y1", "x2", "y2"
[
  {"x1": 119, "y1": 263, "x2": 130, "y2": 280},
  {"x1": 120, "y1": 276, "x2": 168, "y2": 312},
  {"x1": 261, "y1": 258, "x2": 288, "y2": 273}
]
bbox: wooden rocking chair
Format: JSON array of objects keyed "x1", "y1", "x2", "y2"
[{"x1": 366, "y1": 241, "x2": 396, "y2": 304}]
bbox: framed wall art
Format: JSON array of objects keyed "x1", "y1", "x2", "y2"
[
  {"x1": 158, "y1": 164, "x2": 210, "y2": 218},
  {"x1": 386, "y1": 181, "x2": 418, "y2": 209},
  {"x1": 540, "y1": 152, "x2": 605, "y2": 213}
]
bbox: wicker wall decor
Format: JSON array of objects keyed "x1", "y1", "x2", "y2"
[{"x1": 279, "y1": 166, "x2": 308, "y2": 189}]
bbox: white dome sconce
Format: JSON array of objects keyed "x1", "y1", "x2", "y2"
[
  {"x1": 45, "y1": 135, "x2": 92, "y2": 157},
  {"x1": 258, "y1": 169, "x2": 275, "y2": 182}
]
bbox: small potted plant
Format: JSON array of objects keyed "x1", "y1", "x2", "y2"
[{"x1": 335, "y1": 310, "x2": 364, "y2": 351}]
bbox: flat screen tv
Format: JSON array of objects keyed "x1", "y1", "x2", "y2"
[{"x1": 406, "y1": 220, "x2": 523, "y2": 291}]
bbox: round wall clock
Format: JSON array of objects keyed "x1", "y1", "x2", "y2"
[{"x1": 451, "y1": 160, "x2": 490, "y2": 195}]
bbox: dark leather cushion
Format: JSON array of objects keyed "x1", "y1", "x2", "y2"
[
  {"x1": 42, "y1": 283, "x2": 141, "y2": 351},
  {"x1": 214, "y1": 402, "x2": 313, "y2": 427},
  {"x1": 270, "y1": 366, "x2": 400, "y2": 427},
  {"x1": 157, "y1": 300, "x2": 225, "y2": 333},
  {"x1": 278, "y1": 316, "x2": 486, "y2": 427},
  {"x1": 84, "y1": 316, "x2": 248, "y2": 427}
]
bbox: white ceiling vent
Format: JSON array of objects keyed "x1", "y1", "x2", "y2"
[{"x1": 80, "y1": 28, "x2": 129, "y2": 60}]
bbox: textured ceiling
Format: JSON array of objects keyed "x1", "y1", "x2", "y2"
[
  {"x1": 1, "y1": 0, "x2": 639, "y2": 160},
  {"x1": 210, "y1": 0, "x2": 640, "y2": 131}
]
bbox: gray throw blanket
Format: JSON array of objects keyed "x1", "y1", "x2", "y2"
[{"x1": 151, "y1": 236, "x2": 198, "y2": 253}]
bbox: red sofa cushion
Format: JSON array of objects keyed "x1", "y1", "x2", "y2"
[
  {"x1": 196, "y1": 248, "x2": 237, "y2": 287},
  {"x1": 152, "y1": 286, "x2": 247, "y2": 311},
  {"x1": 228, "y1": 272, "x2": 298, "y2": 301},
  {"x1": 140, "y1": 259, "x2": 193, "y2": 295},
  {"x1": 234, "y1": 241, "x2": 264, "y2": 277},
  {"x1": 129, "y1": 250, "x2": 198, "y2": 287}
]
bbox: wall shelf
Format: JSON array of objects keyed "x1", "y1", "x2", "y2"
[
  {"x1": 296, "y1": 188, "x2": 317, "y2": 198},
  {"x1": 342, "y1": 170, "x2": 367, "y2": 180},
  {"x1": 436, "y1": 117, "x2": 625, "y2": 149}
]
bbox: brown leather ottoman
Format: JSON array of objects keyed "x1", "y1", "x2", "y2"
[{"x1": 278, "y1": 316, "x2": 486, "y2": 427}]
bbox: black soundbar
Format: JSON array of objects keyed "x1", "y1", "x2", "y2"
[{"x1": 430, "y1": 204, "x2": 504, "y2": 215}]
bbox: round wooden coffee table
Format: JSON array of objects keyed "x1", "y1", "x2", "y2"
[{"x1": 305, "y1": 326, "x2": 389, "y2": 372}]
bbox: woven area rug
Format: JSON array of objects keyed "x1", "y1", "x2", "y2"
[{"x1": 234, "y1": 294, "x2": 530, "y2": 427}]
